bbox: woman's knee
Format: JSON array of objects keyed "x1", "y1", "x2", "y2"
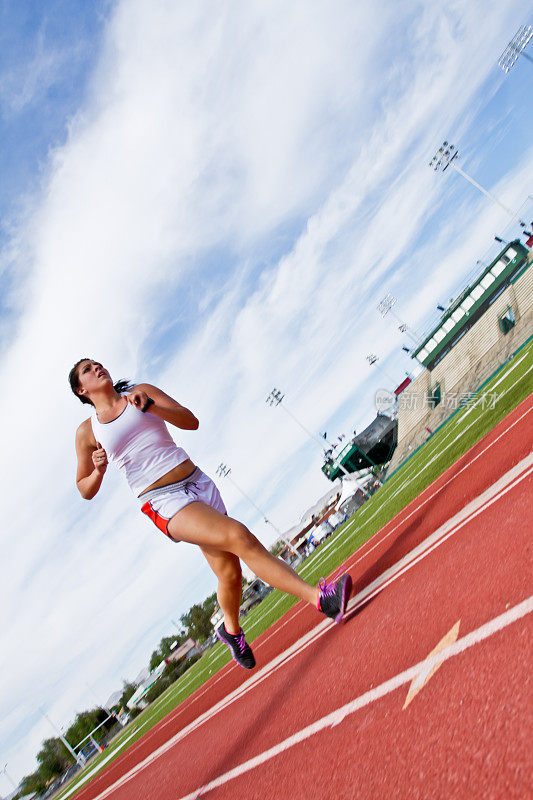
[{"x1": 227, "y1": 521, "x2": 259, "y2": 555}]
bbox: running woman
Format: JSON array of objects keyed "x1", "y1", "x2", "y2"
[{"x1": 70, "y1": 358, "x2": 352, "y2": 669}]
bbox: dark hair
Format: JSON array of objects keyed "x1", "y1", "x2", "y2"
[{"x1": 69, "y1": 358, "x2": 133, "y2": 406}]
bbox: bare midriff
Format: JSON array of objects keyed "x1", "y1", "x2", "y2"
[{"x1": 138, "y1": 458, "x2": 197, "y2": 496}]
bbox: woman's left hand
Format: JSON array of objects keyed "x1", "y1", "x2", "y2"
[{"x1": 126, "y1": 388, "x2": 151, "y2": 410}]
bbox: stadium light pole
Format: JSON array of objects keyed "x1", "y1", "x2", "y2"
[
  {"x1": 429, "y1": 141, "x2": 527, "y2": 228},
  {"x1": 2, "y1": 764, "x2": 17, "y2": 791},
  {"x1": 498, "y1": 25, "x2": 533, "y2": 72},
  {"x1": 377, "y1": 294, "x2": 422, "y2": 348},
  {"x1": 366, "y1": 353, "x2": 397, "y2": 386},
  {"x1": 215, "y1": 463, "x2": 298, "y2": 556},
  {"x1": 265, "y1": 389, "x2": 379, "y2": 488}
]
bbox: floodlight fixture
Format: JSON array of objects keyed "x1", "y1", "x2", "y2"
[
  {"x1": 378, "y1": 293, "x2": 397, "y2": 317},
  {"x1": 429, "y1": 141, "x2": 458, "y2": 172},
  {"x1": 266, "y1": 388, "x2": 284, "y2": 407},
  {"x1": 498, "y1": 25, "x2": 533, "y2": 72},
  {"x1": 215, "y1": 462, "x2": 231, "y2": 478}
]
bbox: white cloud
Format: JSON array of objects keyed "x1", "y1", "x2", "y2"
[{"x1": 0, "y1": 0, "x2": 530, "y2": 785}]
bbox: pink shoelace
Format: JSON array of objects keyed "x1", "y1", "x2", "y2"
[
  {"x1": 234, "y1": 630, "x2": 247, "y2": 653},
  {"x1": 317, "y1": 577, "x2": 336, "y2": 608}
]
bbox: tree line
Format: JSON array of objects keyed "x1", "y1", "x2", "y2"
[{"x1": 18, "y1": 590, "x2": 220, "y2": 797}]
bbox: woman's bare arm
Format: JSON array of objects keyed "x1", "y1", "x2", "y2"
[
  {"x1": 127, "y1": 384, "x2": 199, "y2": 430},
  {"x1": 75, "y1": 419, "x2": 108, "y2": 499}
]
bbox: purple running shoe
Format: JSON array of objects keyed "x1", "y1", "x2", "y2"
[
  {"x1": 317, "y1": 574, "x2": 352, "y2": 622},
  {"x1": 216, "y1": 624, "x2": 256, "y2": 669}
]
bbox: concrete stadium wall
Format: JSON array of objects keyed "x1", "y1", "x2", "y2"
[{"x1": 388, "y1": 254, "x2": 532, "y2": 472}]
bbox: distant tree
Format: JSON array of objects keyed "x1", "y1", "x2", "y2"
[
  {"x1": 203, "y1": 591, "x2": 217, "y2": 613},
  {"x1": 163, "y1": 653, "x2": 199, "y2": 683},
  {"x1": 65, "y1": 708, "x2": 109, "y2": 749},
  {"x1": 118, "y1": 680, "x2": 137, "y2": 711},
  {"x1": 160, "y1": 634, "x2": 183, "y2": 657},
  {"x1": 149, "y1": 633, "x2": 184, "y2": 671},
  {"x1": 144, "y1": 677, "x2": 171, "y2": 704},
  {"x1": 36, "y1": 737, "x2": 74, "y2": 782},
  {"x1": 269, "y1": 541, "x2": 285, "y2": 557},
  {"x1": 149, "y1": 649, "x2": 162, "y2": 671},
  {"x1": 145, "y1": 653, "x2": 202, "y2": 705},
  {"x1": 19, "y1": 771, "x2": 47, "y2": 796},
  {"x1": 180, "y1": 603, "x2": 213, "y2": 643}
]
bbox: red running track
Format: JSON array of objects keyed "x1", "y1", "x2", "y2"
[{"x1": 72, "y1": 394, "x2": 533, "y2": 800}]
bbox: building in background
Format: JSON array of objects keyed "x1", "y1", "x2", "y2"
[
  {"x1": 322, "y1": 413, "x2": 398, "y2": 482},
  {"x1": 127, "y1": 661, "x2": 167, "y2": 710},
  {"x1": 389, "y1": 240, "x2": 532, "y2": 470},
  {"x1": 165, "y1": 638, "x2": 201, "y2": 664},
  {"x1": 275, "y1": 483, "x2": 343, "y2": 560}
]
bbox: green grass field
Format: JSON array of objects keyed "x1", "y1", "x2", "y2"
[{"x1": 55, "y1": 335, "x2": 532, "y2": 800}]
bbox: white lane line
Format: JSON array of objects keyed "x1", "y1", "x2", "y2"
[
  {"x1": 177, "y1": 595, "x2": 533, "y2": 800},
  {"x1": 80, "y1": 455, "x2": 532, "y2": 800},
  {"x1": 345, "y1": 453, "x2": 533, "y2": 616}
]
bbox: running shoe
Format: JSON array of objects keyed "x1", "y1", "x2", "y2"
[
  {"x1": 216, "y1": 624, "x2": 256, "y2": 669},
  {"x1": 317, "y1": 574, "x2": 352, "y2": 623}
]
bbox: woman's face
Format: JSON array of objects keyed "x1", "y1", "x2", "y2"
[{"x1": 76, "y1": 360, "x2": 112, "y2": 399}]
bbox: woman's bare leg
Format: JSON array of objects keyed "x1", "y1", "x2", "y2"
[
  {"x1": 201, "y1": 546, "x2": 242, "y2": 635},
  {"x1": 167, "y1": 502, "x2": 317, "y2": 606}
]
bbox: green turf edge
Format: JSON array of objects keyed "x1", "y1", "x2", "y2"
[{"x1": 54, "y1": 338, "x2": 532, "y2": 800}]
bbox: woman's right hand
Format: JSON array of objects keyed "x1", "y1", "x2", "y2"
[{"x1": 92, "y1": 442, "x2": 108, "y2": 474}]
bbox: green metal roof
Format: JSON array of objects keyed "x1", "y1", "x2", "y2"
[{"x1": 413, "y1": 240, "x2": 529, "y2": 368}]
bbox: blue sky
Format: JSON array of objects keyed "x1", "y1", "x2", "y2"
[
  {"x1": 0, "y1": 0, "x2": 106, "y2": 353},
  {"x1": 0, "y1": 1, "x2": 105, "y2": 211},
  {"x1": 0, "y1": 0, "x2": 532, "y2": 789}
]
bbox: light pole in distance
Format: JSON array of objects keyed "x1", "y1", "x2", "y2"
[
  {"x1": 266, "y1": 388, "x2": 378, "y2": 488},
  {"x1": 215, "y1": 462, "x2": 298, "y2": 556},
  {"x1": 2, "y1": 763, "x2": 17, "y2": 791},
  {"x1": 377, "y1": 294, "x2": 422, "y2": 349},
  {"x1": 429, "y1": 141, "x2": 528, "y2": 228}
]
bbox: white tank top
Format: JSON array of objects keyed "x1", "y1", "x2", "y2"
[{"x1": 91, "y1": 397, "x2": 190, "y2": 496}]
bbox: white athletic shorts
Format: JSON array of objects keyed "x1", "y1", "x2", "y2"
[{"x1": 139, "y1": 467, "x2": 227, "y2": 540}]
